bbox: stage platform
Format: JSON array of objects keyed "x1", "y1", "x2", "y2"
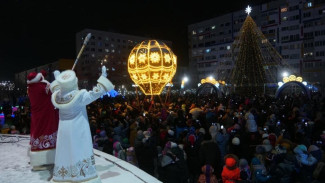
[{"x1": 0, "y1": 134, "x2": 161, "y2": 183}]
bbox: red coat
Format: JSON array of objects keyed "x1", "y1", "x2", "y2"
[
  {"x1": 221, "y1": 157, "x2": 240, "y2": 183},
  {"x1": 28, "y1": 82, "x2": 59, "y2": 151}
]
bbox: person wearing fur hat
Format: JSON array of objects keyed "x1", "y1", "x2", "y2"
[
  {"x1": 50, "y1": 66, "x2": 114, "y2": 183},
  {"x1": 229, "y1": 136, "x2": 246, "y2": 159},
  {"x1": 167, "y1": 129, "x2": 176, "y2": 142},
  {"x1": 27, "y1": 70, "x2": 59, "y2": 171},
  {"x1": 198, "y1": 164, "x2": 218, "y2": 183},
  {"x1": 221, "y1": 154, "x2": 240, "y2": 183}
]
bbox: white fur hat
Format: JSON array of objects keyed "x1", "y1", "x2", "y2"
[
  {"x1": 232, "y1": 137, "x2": 240, "y2": 145},
  {"x1": 56, "y1": 70, "x2": 78, "y2": 95},
  {"x1": 168, "y1": 129, "x2": 174, "y2": 136},
  {"x1": 262, "y1": 133, "x2": 269, "y2": 139},
  {"x1": 199, "y1": 128, "x2": 206, "y2": 134}
]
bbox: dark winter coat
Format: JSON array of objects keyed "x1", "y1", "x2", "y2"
[
  {"x1": 199, "y1": 140, "x2": 222, "y2": 175},
  {"x1": 184, "y1": 143, "x2": 201, "y2": 176},
  {"x1": 135, "y1": 139, "x2": 155, "y2": 176},
  {"x1": 268, "y1": 153, "x2": 296, "y2": 183},
  {"x1": 216, "y1": 132, "x2": 229, "y2": 161},
  {"x1": 158, "y1": 147, "x2": 188, "y2": 183}
]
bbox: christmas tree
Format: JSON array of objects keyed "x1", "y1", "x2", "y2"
[{"x1": 228, "y1": 6, "x2": 291, "y2": 96}]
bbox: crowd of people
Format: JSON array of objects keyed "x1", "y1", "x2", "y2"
[{"x1": 1, "y1": 92, "x2": 325, "y2": 183}]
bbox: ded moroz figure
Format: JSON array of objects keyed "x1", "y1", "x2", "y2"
[
  {"x1": 27, "y1": 70, "x2": 59, "y2": 171},
  {"x1": 50, "y1": 66, "x2": 114, "y2": 183}
]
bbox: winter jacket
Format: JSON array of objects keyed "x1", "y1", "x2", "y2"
[
  {"x1": 113, "y1": 125, "x2": 123, "y2": 142},
  {"x1": 216, "y1": 132, "x2": 229, "y2": 161},
  {"x1": 239, "y1": 165, "x2": 251, "y2": 181},
  {"x1": 190, "y1": 107, "x2": 203, "y2": 120},
  {"x1": 126, "y1": 147, "x2": 137, "y2": 166},
  {"x1": 221, "y1": 154, "x2": 240, "y2": 183},
  {"x1": 158, "y1": 147, "x2": 188, "y2": 183},
  {"x1": 250, "y1": 157, "x2": 270, "y2": 183},
  {"x1": 293, "y1": 146, "x2": 317, "y2": 166},
  {"x1": 184, "y1": 142, "x2": 201, "y2": 176},
  {"x1": 200, "y1": 140, "x2": 222, "y2": 175},
  {"x1": 268, "y1": 154, "x2": 296, "y2": 183},
  {"x1": 245, "y1": 113, "x2": 257, "y2": 132},
  {"x1": 293, "y1": 146, "x2": 318, "y2": 183},
  {"x1": 135, "y1": 138, "x2": 155, "y2": 175},
  {"x1": 198, "y1": 164, "x2": 218, "y2": 183},
  {"x1": 129, "y1": 122, "x2": 138, "y2": 146}
]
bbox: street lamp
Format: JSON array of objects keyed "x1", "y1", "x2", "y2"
[
  {"x1": 183, "y1": 76, "x2": 189, "y2": 83},
  {"x1": 282, "y1": 72, "x2": 288, "y2": 77},
  {"x1": 181, "y1": 76, "x2": 189, "y2": 89}
]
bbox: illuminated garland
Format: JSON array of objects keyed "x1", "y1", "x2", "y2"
[
  {"x1": 282, "y1": 75, "x2": 302, "y2": 83},
  {"x1": 127, "y1": 40, "x2": 177, "y2": 95},
  {"x1": 201, "y1": 77, "x2": 226, "y2": 85},
  {"x1": 278, "y1": 74, "x2": 305, "y2": 87}
]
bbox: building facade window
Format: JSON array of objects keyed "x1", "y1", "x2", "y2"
[
  {"x1": 281, "y1": 7, "x2": 288, "y2": 12},
  {"x1": 307, "y1": 2, "x2": 313, "y2": 8}
]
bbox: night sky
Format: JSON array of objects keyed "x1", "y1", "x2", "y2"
[{"x1": 0, "y1": 0, "x2": 269, "y2": 81}]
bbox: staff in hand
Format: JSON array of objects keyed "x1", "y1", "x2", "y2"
[{"x1": 72, "y1": 33, "x2": 92, "y2": 71}]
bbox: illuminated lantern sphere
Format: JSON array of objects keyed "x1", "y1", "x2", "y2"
[
  {"x1": 221, "y1": 81, "x2": 226, "y2": 85},
  {"x1": 296, "y1": 77, "x2": 303, "y2": 82},
  {"x1": 283, "y1": 76, "x2": 289, "y2": 83},
  {"x1": 128, "y1": 40, "x2": 177, "y2": 95},
  {"x1": 289, "y1": 75, "x2": 296, "y2": 81}
]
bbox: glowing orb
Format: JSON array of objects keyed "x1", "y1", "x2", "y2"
[
  {"x1": 289, "y1": 75, "x2": 296, "y2": 81},
  {"x1": 296, "y1": 77, "x2": 303, "y2": 82},
  {"x1": 283, "y1": 77, "x2": 289, "y2": 83},
  {"x1": 128, "y1": 40, "x2": 177, "y2": 95},
  {"x1": 282, "y1": 75, "x2": 304, "y2": 83}
]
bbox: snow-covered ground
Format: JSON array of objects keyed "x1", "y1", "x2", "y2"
[{"x1": 0, "y1": 134, "x2": 161, "y2": 183}]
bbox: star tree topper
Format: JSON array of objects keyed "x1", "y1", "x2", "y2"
[{"x1": 245, "y1": 5, "x2": 252, "y2": 15}]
